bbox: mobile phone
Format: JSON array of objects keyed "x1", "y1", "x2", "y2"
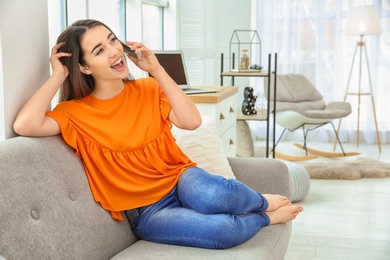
[{"x1": 121, "y1": 41, "x2": 142, "y2": 61}]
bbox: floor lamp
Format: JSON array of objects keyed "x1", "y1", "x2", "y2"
[{"x1": 334, "y1": 5, "x2": 382, "y2": 153}]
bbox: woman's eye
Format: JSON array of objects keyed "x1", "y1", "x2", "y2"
[
  {"x1": 96, "y1": 48, "x2": 103, "y2": 55},
  {"x1": 111, "y1": 37, "x2": 117, "y2": 43}
]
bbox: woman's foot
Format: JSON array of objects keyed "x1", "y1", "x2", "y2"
[
  {"x1": 266, "y1": 205, "x2": 304, "y2": 225},
  {"x1": 263, "y1": 194, "x2": 292, "y2": 212}
]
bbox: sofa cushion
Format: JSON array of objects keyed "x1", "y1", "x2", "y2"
[
  {"x1": 0, "y1": 136, "x2": 136, "y2": 260},
  {"x1": 111, "y1": 224, "x2": 290, "y2": 259},
  {"x1": 171, "y1": 116, "x2": 236, "y2": 179}
]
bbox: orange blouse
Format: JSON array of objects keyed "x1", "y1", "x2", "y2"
[{"x1": 46, "y1": 78, "x2": 196, "y2": 221}]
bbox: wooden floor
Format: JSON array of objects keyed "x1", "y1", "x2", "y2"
[{"x1": 254, "y1": 141, "x2": 390, "y2": 260}]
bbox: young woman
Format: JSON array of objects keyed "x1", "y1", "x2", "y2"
[{"x1": 14, "y1": 19, "x2": 303, "y2": 249}]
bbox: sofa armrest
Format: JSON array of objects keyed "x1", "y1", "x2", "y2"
[{"x1": 227, "y1": 157, "x2": 291, "y2": 199}]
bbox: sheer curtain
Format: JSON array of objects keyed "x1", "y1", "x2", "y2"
[{"x1": 252, "y1": 0, "x2": 390, "y2": 145}]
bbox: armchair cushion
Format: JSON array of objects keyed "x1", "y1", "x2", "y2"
[
  {"x1": 266, "y1": 74, "x2": 352, "y2": 121},
  {"x1": 303, "y1": 101, "x2": 352, "y2": 119},
  {"x1": 268, "y1": 74, "x2": 323, "y2": 103},
  {"x1": 276, "y1": 99, "x2": 326, "y2": 114}
]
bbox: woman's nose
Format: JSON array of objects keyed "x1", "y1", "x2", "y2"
[{"x1": 108, "y1": 45, "x2": 121, "y2": 57}]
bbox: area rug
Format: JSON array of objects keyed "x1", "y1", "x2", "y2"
[{"x1": 301, "y1": 157, "x2": 390, "y2": 180}]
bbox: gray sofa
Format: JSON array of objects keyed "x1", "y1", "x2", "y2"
[{"x1": 0, "y1": 135, "x2": 292, "y2": 260}]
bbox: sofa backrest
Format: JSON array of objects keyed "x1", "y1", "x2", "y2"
[{"x1": 0, "y1": 136, "x2": 136, "y2": 259}]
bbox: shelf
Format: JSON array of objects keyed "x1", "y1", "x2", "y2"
[
  {"x1": 222, "y1": 71, "x2": 270, "y2": 77},
  {"x1": 237, "y1": 111, "x2": 268, "y2": 121}
]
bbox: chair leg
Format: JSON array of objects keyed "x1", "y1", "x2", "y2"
[
  {"x1": 302, "y1": 127, "x2": 309, "y2": 156},
  {"x1": 274, "y1": 128, "x2": 288, "y2": 148},
  {"x1": 330, "y1": 122, "x2": 346, "y2": 155}
]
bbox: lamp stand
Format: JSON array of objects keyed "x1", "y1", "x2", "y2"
[{"x1": 334, "y1": 35, "x2": 381, "y2": 152}]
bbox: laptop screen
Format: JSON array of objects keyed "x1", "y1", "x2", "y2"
[{"x1": 151, "y1": 51, "x2": 190, "y2": 89}]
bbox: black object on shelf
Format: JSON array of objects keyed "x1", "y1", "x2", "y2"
[{"x1": 241, "y1": 87, "x2": 257, "y2": 115}]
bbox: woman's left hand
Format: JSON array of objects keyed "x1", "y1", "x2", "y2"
[
  {"x1": 126, "y1": 42, "x2": 201, "y2": 130},
  {"x1": 125, "y1": 42, "x2": 162, "y2": 75}
]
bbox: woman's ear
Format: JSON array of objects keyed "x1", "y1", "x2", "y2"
[{"x1": 79, "y1": 64, "x2": 92, "y2": 75}]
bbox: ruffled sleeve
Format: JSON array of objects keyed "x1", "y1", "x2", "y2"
[
  {"x1": 46, "y1": 103, "x2": 80, "y2": 157},
  {"x1": 159, "y1": 88, "x2": 172, "y2": 122}
]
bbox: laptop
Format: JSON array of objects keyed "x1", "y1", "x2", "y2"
[{"x1": 151, "y1": 50, "x2": 217, "y2": 95}]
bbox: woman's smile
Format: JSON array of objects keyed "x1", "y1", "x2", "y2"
[{"x1": 110, "y1": 57, "x2": 125, "y2": 70}]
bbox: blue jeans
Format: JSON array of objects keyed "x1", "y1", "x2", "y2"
[{"x1": 125, "y1": 167, "x2": 270, "y2": 249}]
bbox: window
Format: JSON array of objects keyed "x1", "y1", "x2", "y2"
[
  {"x1": 141, "y1": 0, "x2": 173, "y2": 50},
  {"x1": 142, "y1": 3, "x2": 164, "y2": 50},
  {"x1": 178, "y1": 0, "x2": 214, "y2": 86},
  {"x1": 253, "y1": 0, "x2": 390, "y2": 144},
  {"x1": 48, "y1": 0, "x2": 126, "y2": 50}
]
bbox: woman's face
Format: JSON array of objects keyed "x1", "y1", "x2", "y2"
[{"x1": 79, "y1": 25, "x2": 129, "y2": 83}]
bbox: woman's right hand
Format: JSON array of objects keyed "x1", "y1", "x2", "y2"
[
  {"x1": 124, "y1": 42, "x2": 162, "y2": 75},
  {"x1": 13, "y1": 43, "x2": 70, "y2": 137},
  {"x1": 50, "y1": 42, "x2": 72, "y2": 79}
]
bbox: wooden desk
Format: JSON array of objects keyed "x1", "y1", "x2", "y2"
[
  {"x1": 187, "y1": 86, "x2": 237, "y2": 104},
  {"x1": 189, "y1": 86, "x2": 238, "y2": 157}
]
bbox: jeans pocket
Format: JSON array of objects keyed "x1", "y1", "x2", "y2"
[{"x1": 125, "y1": 209, "x2": 140, "y2": 229}]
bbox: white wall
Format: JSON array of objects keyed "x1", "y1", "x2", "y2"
[
  {"x1": 0, "y1": 0, "x2": 50, "y2": 140},
  {"x1": 0, "y1": 24, "x2": 4, "y2": 140},
  {"x1": 212, "y1": 0, "x2": 252, "y2": 96}
]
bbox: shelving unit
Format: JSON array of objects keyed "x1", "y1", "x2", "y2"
[{"x1": 220, "y1": 53, "x2": 277, "y2": 158}]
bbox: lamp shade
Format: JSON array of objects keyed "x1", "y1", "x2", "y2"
[{"x1": 346, "y1": 5, "x2": 381, "y2": 35}]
